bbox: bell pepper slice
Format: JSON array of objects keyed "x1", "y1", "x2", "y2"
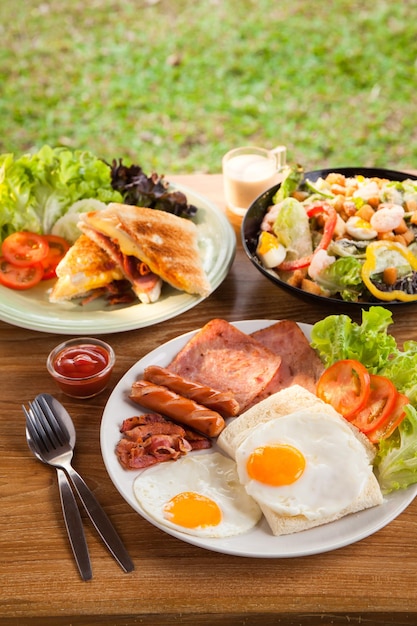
[
  {"x1": 278, "y1": 202, "x2": 337, "y2": 272},
  {"x1": 361, "y1": 240, "x2": 417, "y2": 302}
]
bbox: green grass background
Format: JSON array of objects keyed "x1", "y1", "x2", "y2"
[{"x1": 1, "y1": 0, "x2": 417, "y2": 174}]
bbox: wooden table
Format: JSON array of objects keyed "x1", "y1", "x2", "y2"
[{"x1": 2, "y1": 174, "x2": 417, "y2": 626}]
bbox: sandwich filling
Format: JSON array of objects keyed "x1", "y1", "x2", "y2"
[{"x1": 78, "y1": 203, "x2": 211, "y2": 301}]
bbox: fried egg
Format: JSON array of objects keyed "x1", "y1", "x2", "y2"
[
  {"x1": 133, "y1": 452, "x2": 262, "y2": 538},
  {"x1": 235, "y1": 410, "x2": 373, "y2": 521}
]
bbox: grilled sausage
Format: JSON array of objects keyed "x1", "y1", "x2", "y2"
[
  {"x1": 130, "y1": 380, "x2": 225, "y2": 437},
  {"x1": 143, "y1": 365, "x2": 240, "y2": 417}
]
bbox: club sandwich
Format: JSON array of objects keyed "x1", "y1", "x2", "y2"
[
  {"x1": 77, "y1": 203, "x2": 211, "y2": 303},
  {"x1": 49, "y1": 233, "x2": 134, "y2": 304}
]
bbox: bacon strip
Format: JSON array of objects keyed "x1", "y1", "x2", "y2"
[
  {"x1": 84, "y1": 229, "x2": 161, "y2": 299},
  {"x1": 115, "y1": 413, "x2": 211, "y2": 470}
]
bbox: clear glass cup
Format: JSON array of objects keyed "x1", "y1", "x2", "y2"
[
  {"x1": 222, "y1": 145, "x2": 287, "y2": 217},
  {"x1": 47, "y1": 337, "x2": 115, "y2": 398}
]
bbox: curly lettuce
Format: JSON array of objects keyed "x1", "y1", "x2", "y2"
[
  {"x1": 310, "y1": 305, "x2": 397, "y2": 372},
  {"x1": 374, "y1": 405, "x2": 417, "y2": 494},
  {"x1": 379, "y1": 340, "x2": 417, "y2": 406},
  {"x1": 0, "y1": 145, "x2": 122, "y2": 243}
]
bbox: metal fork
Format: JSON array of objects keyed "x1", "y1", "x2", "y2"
[
  {"x1": 24, "y1": 405, "x2": 92, "y2": 581},
  {"x1": 27, "y1": 397, "x2": 134, "y2": 573}
]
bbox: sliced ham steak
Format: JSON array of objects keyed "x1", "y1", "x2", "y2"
[
  {"x1": 166, "y1": 318, "x2": 282, "y2": 412},
  {"x1": 250, "y1": 320, "x2": 324, "y2": 403}
]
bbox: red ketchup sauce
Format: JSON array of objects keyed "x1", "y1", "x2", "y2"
[{"x1": 49, "y1": 342, "x2": 114, "y2": 398}]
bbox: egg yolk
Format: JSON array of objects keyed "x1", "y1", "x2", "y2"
[
  {"x1": 163, "y1": 491, "x2": 222, "y2": 529},
  {"x1": 355, "y1": 217, "x2": 373, "y2": 230},
  {"x1": 246, "y1": 444, "x2": 306, "y2": 486},
  {"x1": 257, "y1": 231, "x2": 280, "y2": 254}
]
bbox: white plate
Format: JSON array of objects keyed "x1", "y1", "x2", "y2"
[
  {"x1": 100, "y1": 320, "x2": 417, "y2": 558},
  {"x1": 0, "y1": 184, "x2": 236, "y2": 334}
]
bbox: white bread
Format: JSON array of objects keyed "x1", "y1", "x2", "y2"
[
  {"x1": 217, "y1": 384, "x2": 376, "y2": 461},
  {"x1": 217, "y1": 385, "x2": 383, "y2": 536}
]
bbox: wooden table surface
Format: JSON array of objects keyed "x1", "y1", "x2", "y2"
[{"x1": 2, "y1": 174, "x2": 417, "y2": 626}]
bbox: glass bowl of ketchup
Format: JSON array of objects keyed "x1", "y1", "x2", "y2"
[{"x1": 47, "y1": 337, "x2": 115, "y2": 398}]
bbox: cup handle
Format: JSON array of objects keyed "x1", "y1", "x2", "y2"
[{"x1": 271, "y1": 145, "x2": 286, "y2": 170}]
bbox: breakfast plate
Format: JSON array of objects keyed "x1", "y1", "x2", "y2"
[
  {"x1": 100, "y1": 319, "x2": 417, "y2": 558},
  {"x1": 0, "y1": 184, "x2": 236, "y2": 334}
]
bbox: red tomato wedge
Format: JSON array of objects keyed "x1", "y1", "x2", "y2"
[
  {"x1": 349, "y1": 374, "x2": 398, "y2": 433},
  {"x1": 41, "y1": 235, "x2": 70, "y2": 280},
  {"x1": 316, "y1": 359, "x2": 371, "y2": 419},
  {"x1": 2, "y1": 231, "x2": 49, "y2": 267},
  {"x1": 0, "y1": 257, "x2": 44, "y2": 289},
  {"x1": 367, "y1": 392, "x2": 409, "y2": 444}
]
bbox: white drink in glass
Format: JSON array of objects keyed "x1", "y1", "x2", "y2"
[{"x1": 222, "y1": 146, "x2": 286, "y2": 217}]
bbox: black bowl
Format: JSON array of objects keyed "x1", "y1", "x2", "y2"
[{"x1": 241, "y1": 167, "x2": 417, "y2": 308}]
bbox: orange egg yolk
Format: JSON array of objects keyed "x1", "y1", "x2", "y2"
[
  {"x1": 246, "y1": 444, "x2": 306, "y2": 486},
  {"x1": 163, "y1": 492, "x2": 222, "y2": 528},
  {"x1": 257, "y1": 231, "x2": 280, "y2": 254}
]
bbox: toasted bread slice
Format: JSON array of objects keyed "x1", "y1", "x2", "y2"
[
  {"x1": 49, "y1": 234, "x2": 125, "y2": 302},
  {"x1": 217, "y1": 385, "x2": 383, "y2": 536},
  {"x1": 78, "y1": 203, "x2": 211, "y2": 297}
]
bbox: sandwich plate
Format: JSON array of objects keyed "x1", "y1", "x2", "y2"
[
  {"x1": 100, "y1": 319, "x2": 417, "y2": 558},
  {"x1": 0, "y1": 184, "x2": 236, "y2": 334}
]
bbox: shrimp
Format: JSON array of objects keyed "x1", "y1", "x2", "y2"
[
  {"x1": 370, "y1": 203, "x2": 405, "y2": 233},
  {"x1": 260, "y1": 203, "x2": 281, "y2": 231},
  {"x1": 307, "y1": 249, "x2": 336, "y2": 281}
]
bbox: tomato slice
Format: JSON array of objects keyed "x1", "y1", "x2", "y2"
[
  {"x1": 0, "y1": 257, "x2": 44, "y2": 290},
  {"x1": 316, "y1": 359, "x2": 371, "y2": 419},
  {"x1": 367, "y1": 393, "x2": 409, "y2": 444},
  {"x1": 2, "y1": 232, "x2": 49, "y2": 267},
  {"x1": 41, "y1": 235, "x2": 70, "y2": 280},
  {"x1": 349, "y1": 374, "x2": 398, "y2": 433}
]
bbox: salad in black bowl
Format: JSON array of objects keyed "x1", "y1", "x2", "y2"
[{"x1": 242, "y1": 166, "x2": 417, "y2": 306}]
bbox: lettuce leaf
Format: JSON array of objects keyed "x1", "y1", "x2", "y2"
[
  {"x1": 374, "y1": 405, "x2": 417, "y2": 494},
  {"x1": 272, "y1": 163, "x2": 304, "y2": 203},
  {"x1": 0, "y1": 145, "x2": 122, "y2": 243},
  {"x1": 379, "y1": 340, "x2": 417, "y2": 406},
  {"x1": 310, "y1": 305, "x2": 397, "y2": 372},
  {"x1": 313, "y1": 256, "x2": 364, "y2": 302},
  {"x1": 311, "y1": 306, "x2": 417, "y2": 494},
  {"x1": 272, "y1": 197, "x2": 313, "y2": 259}
]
